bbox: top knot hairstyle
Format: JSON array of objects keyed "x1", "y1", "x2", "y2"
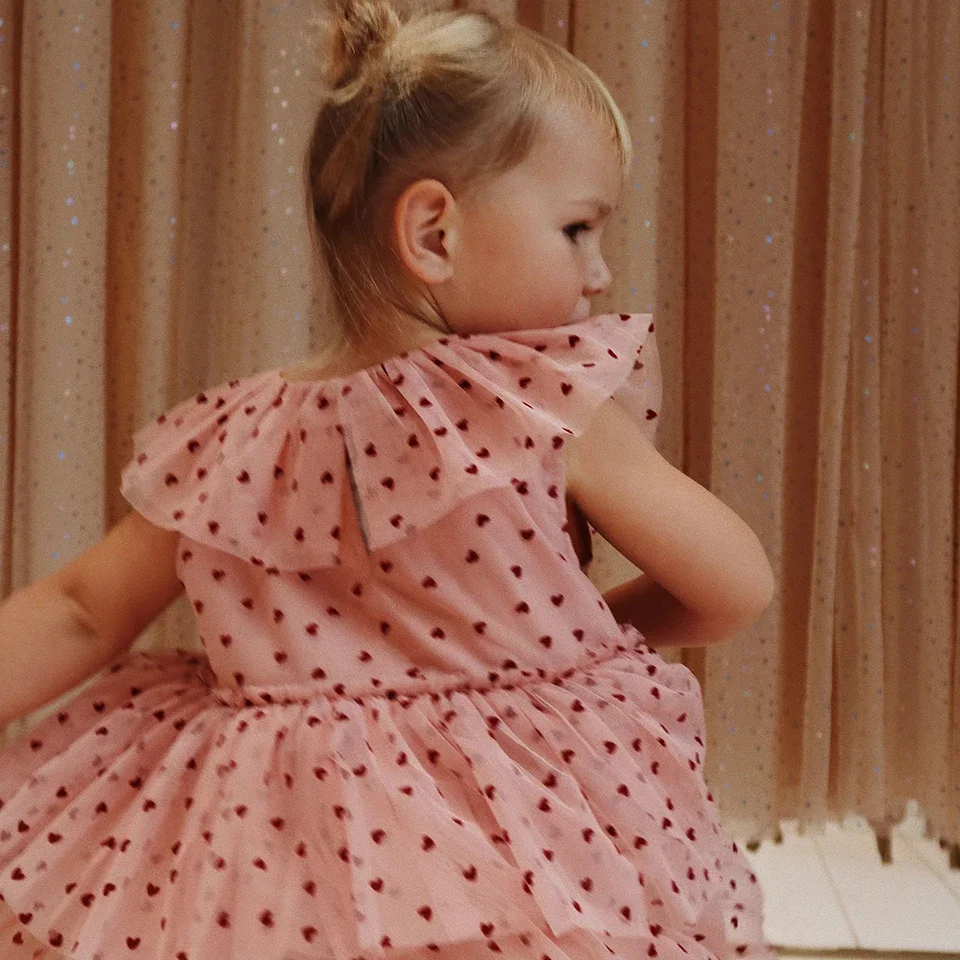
[{"x1": 301, "y1": 0, "x2": 633, "y2": 357}]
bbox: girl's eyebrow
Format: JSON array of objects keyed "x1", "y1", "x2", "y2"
[{"x1": 576, "y1": 199, "x2": 613, "y2": 216}]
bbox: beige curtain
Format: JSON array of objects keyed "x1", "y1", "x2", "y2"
[{"x1": 2, "y1": 0, "x2": 958, "y2": 877}]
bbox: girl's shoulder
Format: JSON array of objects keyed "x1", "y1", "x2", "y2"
[{"x1": 118, "y1": 313, "x2": 661, "y2": 570}]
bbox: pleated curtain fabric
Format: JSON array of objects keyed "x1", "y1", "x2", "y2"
[{"x1": 0, "y1": 0, "x2": 957, "y2": 870}]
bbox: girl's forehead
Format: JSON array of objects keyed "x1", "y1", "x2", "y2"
[
  {"x1": 529, "y1": 116, "x2": 621, "y2": 185},
  {"x1": 463, "y1": 117, "x2": 619, "y2": 209},
  {"x1": 525, "y1": 146, "x2": 622, "y2": 206}
]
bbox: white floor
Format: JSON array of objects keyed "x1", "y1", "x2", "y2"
[{"x1": 744, "y1": 801, "x2": 960, "y2": 957}]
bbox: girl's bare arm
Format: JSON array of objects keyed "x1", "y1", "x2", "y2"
[{"x1": 566, "y1": 396, "x2": 775, "y2": 643}]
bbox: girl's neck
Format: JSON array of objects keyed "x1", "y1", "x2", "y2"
[{"x1": 282, "y1": 324, "x2": 450, "y2": 382}]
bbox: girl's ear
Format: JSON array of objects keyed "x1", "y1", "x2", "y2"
[{"x1": 393, "y1": 178, "x2": 457, "y2": 285}]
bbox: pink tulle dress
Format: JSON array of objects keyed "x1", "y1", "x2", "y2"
[{"x1": 0, "y1": 313, "x2": 777, "y2": 960}]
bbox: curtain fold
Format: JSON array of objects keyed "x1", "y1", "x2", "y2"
[{"x1": 1, "y1": 0, "x2": 957, "y2": 869}]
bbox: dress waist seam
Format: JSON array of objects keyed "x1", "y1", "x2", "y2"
[{"x1": 197, "y1": 629, "x2": 649, "y2": 709}]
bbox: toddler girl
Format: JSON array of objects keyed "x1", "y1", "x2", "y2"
[{"x1": 0, "y1": 2, "x2": 778, "y2": 959}]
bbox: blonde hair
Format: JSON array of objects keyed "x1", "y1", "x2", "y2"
[{"x1": 301, "y1": 0, "x2": 633, "y2": 365}]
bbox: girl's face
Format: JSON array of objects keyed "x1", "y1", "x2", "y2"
[{"x1": 394, "y1": 103, "x2": 625, "y2": 340}]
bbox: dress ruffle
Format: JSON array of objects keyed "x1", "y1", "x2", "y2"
[
  {"x1": 0, "y1": 629, "x2": 771, "y2": 960},
  {"x1": 118, "y1": 313, "x2": 661, "y2": 571}
]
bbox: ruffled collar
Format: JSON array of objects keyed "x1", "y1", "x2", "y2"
[
  {"x1": 270, "y1": 314, "x2": 632, "y2": 387},
  {"x1": 120, "y1": 313, "x2": 660, "y2": 569}
]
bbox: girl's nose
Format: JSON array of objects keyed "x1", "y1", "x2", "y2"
[{"x1": 584, "y1": 258, "x2": 612, "y2": 297}]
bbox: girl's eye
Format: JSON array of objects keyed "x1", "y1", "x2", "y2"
[{"x1": 564, "y1": 222, "x2": 591, "y2": 242}]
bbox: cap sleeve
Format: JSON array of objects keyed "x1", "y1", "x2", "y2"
[{"x1": 602, "y1": 313, "x2": 662, "y2": 445}]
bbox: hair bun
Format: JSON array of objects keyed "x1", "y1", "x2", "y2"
[{"x1": 327, "y1": 0, "x2": 401, "y2": 87}]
